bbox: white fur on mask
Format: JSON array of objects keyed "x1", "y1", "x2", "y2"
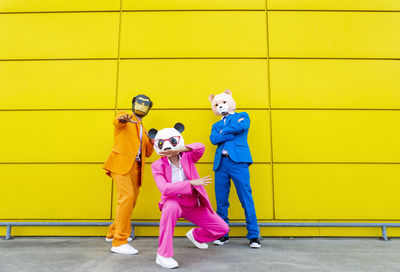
[
  {"x1": 209, "y1": 89, "x2": 236, "y2": 116},
  {"x1": 153, "y1": 128, "x2": 185, "y2": 155}
]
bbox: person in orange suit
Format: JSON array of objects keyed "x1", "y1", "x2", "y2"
[{"x1": 103, "y1": 94, "x2": 154, "y2": 255}]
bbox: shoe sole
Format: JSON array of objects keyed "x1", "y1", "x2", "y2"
[
  {"x1": 186, "y1": 232, "x2": 208, "y2": 249},
  {"x1": 213, "y1": 240, "x2": 230, "y2": 246},
  {"x1": 156, "y1": 259, "x2": 179, "y2": 269},
  {"x1": 249, "y1": 244, "x2": 261, "y2": 248},
  {"x1": 111, "y1": 249, "x2": 139, "y2": 255},
  {"x1": 111, "y1": 251, "x2": 139, "y2": 255},
  {"x1": 106, "y1": 237, "x2": 133, "y2": 242}
]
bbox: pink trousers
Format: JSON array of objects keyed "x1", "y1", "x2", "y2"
[{"x1": 158, "y1": 198, "x2": 229, "y2": 257}]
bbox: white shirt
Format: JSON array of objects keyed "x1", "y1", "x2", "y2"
[
  {"x1": 135, "y1": 115, "x2": 143, "y2": 161},
  {"x1": 168, "y1": 156, "x2": 187, "y2": 184},
  {"x1": 169, "y1": 155, "x2": 199, "y2": 204}
]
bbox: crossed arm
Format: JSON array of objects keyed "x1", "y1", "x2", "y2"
[{"x1": 210, "y1": 113, "x2": 250, "y2": 145}]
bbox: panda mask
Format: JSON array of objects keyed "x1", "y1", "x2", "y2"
[{"x1": 148, "y1": 123, "x2": 185, "y2": 156}]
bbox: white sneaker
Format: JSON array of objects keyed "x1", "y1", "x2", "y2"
[
  {"x1": 156, "y1": 253, "x2": 179, "y2": 269},
  {"x1": 111, "y1": 244, "x2": 139, "y2": 255},
  {"x1": 249, "y1": 238, "x2": 261, "y2": 248},
  {"x1": 213, "y1": 237, "x2": 230, "y2": 245},
  {"x1": 105, "y1": 237, "x2": 133, "y2": 242},
  {"x1": 186, "y1": 228, "x2": 208, "y2": 249}
]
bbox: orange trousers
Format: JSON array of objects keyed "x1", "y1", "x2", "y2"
[{"x1": 106, "y1": 162, "x2": 141, "y2": 247}]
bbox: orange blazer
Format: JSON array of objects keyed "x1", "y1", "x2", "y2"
[{"x1": 103, "y1": 111, "x2": 154, "y2": 184}]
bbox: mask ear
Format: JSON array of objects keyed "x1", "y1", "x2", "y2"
[
  {"x1": 148, "y1": 128, "x2": 158, "y2": 139},
  {"x1": 224, "y1": 89, "x2": 232, "y2": 96},
  {"x1": 174, "y1": 123, "x2": 185, "y2": 133},
  {"x1": 208, "y1": 94, "x2": 215, "y2": 103}
]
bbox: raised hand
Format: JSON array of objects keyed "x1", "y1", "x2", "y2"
[
  {"x1": 159, "y1": 146, "x2": 191, "y2": 157},
  {"x1": 118, "y1": 114, "x2": 138, "y2": 124},
  {"x1": 190, "y1": 175, "x2": 212, "y2": 186}
]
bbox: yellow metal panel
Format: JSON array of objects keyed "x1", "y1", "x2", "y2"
[
  {"x1": 4, "y1": 225, "x2": 400, "y2": 237},
  {"x1": 0, "y1": 164, "x2": 111, "y2": 219},
  {"x1": 318, "y1": 227, "x2": 381, "y2": 237},
  {"x1": 274, "y1": 164, "x2": 400, "y2": 219},
  {"x1": 268, "y1": 11, "x2": 400, "y2": 58},
  {"x1": 0, "y1": 0, "x2": 120, "y2": 12},
  {"x1": 0, "y1": 226, "x2": 109, "y2": 237},
  {"x1": 123, "y1": 0, "x2": 265, "y2": 10},
  {"x1": 317, "y1": 220, "x2": 400, "y2": 237},
  {"x1": 206, "y1": 163, "x2": 273, "y2": 220},
  {"x1": 263, "y1": 227, "x2": 320, "y2": 236},
  {"x1": 269, "y1": 59, "x2": 400, "y2": 109},
  {"x1": 118, "y1": 59, "x2": 269, "y2": 109},
  {"x1": 0, "y1": 13, "x2": 119, "y2": 59},
  {"x1": 0, "y1": 110, "x2": 114, "y2": 162},
  {"x1": 158, "y1": 223, "x2": 399, "y2": 237},
  {"x1": 141, "y1": 109, "x2": 271, "y2": 163},
  {"x1": 0, "y1": 60, "x2": 117, "y2": 109},
  {"x1": 0, "y1": 225, "x2": 320, "y2": 237},
  {"x1": 112, "y1": 163, "x2": 273, "y2": 220},
  {"x1": 268, "y1": 0, "x2": 400, "y2": 11},
  {"x1": 120, "y1": 12, "x2": 267, "y2": 58},
  {"x1": 272, "y1": 110, "x2": 400, "y2": 162}
]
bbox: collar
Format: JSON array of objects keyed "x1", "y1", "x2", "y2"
[
  {"x1": 167, "y1": 155, "x2": 182, "y2": 169},
  {"x1": 221, "y1": 112, "x2": 235, "y2": 120},
  {"x1": 132, "y1": 113, "x2": 142, "y2": 122}
]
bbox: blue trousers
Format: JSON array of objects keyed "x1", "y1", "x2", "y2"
[{"x1": 215, "y1": 156, "x2": 259, "y2": 239}]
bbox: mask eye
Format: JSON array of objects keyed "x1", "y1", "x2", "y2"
[
  {"x1": 215, "y1": 104, "x2": 218, "y2": 107},
  {"x1": 223, "y1": 101, "x2": 226, "y2": 104},
  {"x1": 157, "y1": 139, "x2": 164, "y2": 149},
  {"x1": 169, "y1": 137, "x2": 178, "y2": 147}
]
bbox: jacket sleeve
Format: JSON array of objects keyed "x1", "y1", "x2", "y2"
[
  {"x1": 185, "y1": 143, "x2": 205, "y2": 163},
  {"x1": 151, "y1": 163, "x2": 192, "y2": 197},
  {"x1": 221, "y1": 112, "x2": 250, "y2": 135},
  {"x1": 113, "y1": 111, "x2": 128, "y2": 129},
  {"x1": 210, "y1": 124, "x2": 235, "y2": 145},
  {"x1": 144, "y1": 133, "x2": 154, "y2": 158}
]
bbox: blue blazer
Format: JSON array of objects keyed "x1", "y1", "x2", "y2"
[{"x1": 210, "y1": 112, "x2": 253, "y2": 171}]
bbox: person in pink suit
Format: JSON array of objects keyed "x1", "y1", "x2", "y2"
[{"x1": 149, "y1": 123, "x2": 229, "y2": 269}]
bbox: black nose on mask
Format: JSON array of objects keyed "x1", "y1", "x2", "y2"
[{"x1": 164, "y1": 147, "x2": 172, "y2": 151}]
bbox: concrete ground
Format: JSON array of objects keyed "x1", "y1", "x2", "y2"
[{"x1": 0, "y1": 237, "x2": 399, "y2": 272}]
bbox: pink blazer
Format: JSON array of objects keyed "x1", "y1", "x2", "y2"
[{"x1": 151, "y1": 143, "x2": 214, "y2": 214}]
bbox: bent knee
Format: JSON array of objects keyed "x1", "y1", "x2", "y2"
[{"x1": 218, "y1": 222, "x2": 230, "y2": 236}]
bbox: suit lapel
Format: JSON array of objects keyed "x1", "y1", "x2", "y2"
[
  {"x1": 224, "y1": 113, "x2": 234, "y2": 126},
  {"x1": 161, "y1": 157, "x2": 172, "y2": 183},
  {"x1": 217, "y1": 119, "x2": 224, "y2": 129},
  {"x1": 180, "y1": 153, "x2": 191, "y2": 180},
  {"x1": 181, "y1": 153, "x2": 206, "y2": 195}
]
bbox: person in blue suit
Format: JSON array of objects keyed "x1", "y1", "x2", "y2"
[{"x1": 208, "y1": 90, "x2": 260, "y2": 248}]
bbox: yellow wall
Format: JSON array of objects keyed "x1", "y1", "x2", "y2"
[{"x1": 1, "y1": 0, "x2": 400, "y2": 237}]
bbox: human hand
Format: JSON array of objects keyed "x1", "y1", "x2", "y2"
[
  {"x1": 118, "y1": 114, "x2": 138, "y2": 124},
  {"x1": 159, "y1": 146, "x2": 190, "y2": 157},
  {"x1": 190, "y1": 175, "x2": 212, "y2": 186}
]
